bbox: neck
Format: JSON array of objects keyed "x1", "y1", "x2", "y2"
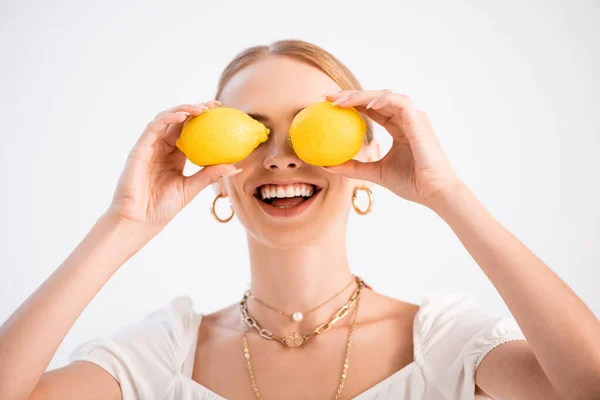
[{"x1": 245, "y1": 228, "x2": 356, "y2": 332}]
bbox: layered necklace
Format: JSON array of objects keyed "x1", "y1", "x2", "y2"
[{"x1": 239, "y1": 275, "x2": 368, "y2": 399}]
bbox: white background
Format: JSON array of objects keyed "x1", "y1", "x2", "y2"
[{"x1": 1, "y1": 1, "x2": 598, "y2": 370}]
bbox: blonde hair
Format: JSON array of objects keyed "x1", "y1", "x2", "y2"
[{"x1": 215, "y1": 39, "x2": 374, "y2": 144}]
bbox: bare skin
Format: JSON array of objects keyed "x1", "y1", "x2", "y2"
[
  {"x1": 192, "y1": 290, "x2": 419, "y2": 400},
  {"x1": 1, "y1": 54, "x2": 599, "y2": 400}
]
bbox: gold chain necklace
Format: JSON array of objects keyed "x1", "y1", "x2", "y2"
[
  {"x1": 240, "y1": 277, "x2": 364, "y2": 348},
  {"x1": 249, "y1": 276, "x2": 356, "y2": 322},
  {"x1": 241, "y1": 290, "x2": 362, "y2": 400}
]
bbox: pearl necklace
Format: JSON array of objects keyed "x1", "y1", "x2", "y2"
[{"x1": 247, "y1": 276, "x2": 356, "y2": 322}]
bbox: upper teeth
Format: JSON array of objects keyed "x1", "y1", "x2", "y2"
[{"x1": 260, "y1": 183, "x2": 315, "y2": 200}]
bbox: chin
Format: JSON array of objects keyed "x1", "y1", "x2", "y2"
[{"x1": 249, "y1": 221, "x2": 333, "y2": 249}]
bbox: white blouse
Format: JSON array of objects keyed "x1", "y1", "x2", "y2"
[{"x1": 69, "y1": 290, "x2": 527, "y2": 400}]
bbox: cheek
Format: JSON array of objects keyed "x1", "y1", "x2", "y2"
[
  {"x1": 235, "y1": 145, "x2": 265, "y2": 170},
  {"x1": 222, "y1": 177, "x2": 246, "y2": 208},
  {"x1": 326, "y1": 179, "x2": 354, "y2": 207},
  {"x1": 225, "y1": 181, "x2": 251, "y2": 226}
]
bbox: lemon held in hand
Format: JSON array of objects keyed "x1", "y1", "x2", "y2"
[
  {"x1": 176, "y1": 107, "x2": 270, "y2": 166},
  {"x1": 288, "y1": 101, "x2": 366, "y2": 167}
]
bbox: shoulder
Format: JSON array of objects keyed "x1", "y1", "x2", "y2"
[
  {"x1": 139, "y1": 296, "x2": 200, "y2": 337},
  {"x1": 358, "y1": 289, "x2": 420, "y2": 331},
  {"x1": 414, "y1": 290, "x2": 484, "y2": 341},
  {"x1": 69, "y1": 296, "x2": 202, "y2": 399},
  {"x1": 413, "y1": 289, "x2": 523, "y2": 352},
  {"x1": 109, "y1": 296, "x2": 201, "y2": 351},
  {"x1": 412, "y1": 289, "x2": 526, "y2": 397}
]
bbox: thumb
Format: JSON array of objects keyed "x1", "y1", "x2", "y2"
[
  {"x1": 183, "y1": 165, "x2": 242, "y2": 201},
  {"x1": 324, "y1": 159, "x2": 381, "y2": 184}
]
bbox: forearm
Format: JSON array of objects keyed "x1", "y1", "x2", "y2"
[
  {"x1": 427, "y1": 183, "x2": 600, "y2": 398},
  {"x1": 0, "y1": 213, "x2": 156, "y2": 400}
]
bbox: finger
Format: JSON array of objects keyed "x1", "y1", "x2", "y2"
[
  {"x1": 183, "y1": 165, "x2": 242, "y2": 203},
  {"x1": 142, "y1": 100, "x2": 221, "y2": 150},
  {"x1": 353, "y1": 105, "x2": 390, "y2": 127},
  {"x1": 348, "y1": 92, "x2": 430, "y2": 143},
  {"x1": 369, "y1": 94, "x2": 428, "y2": 140},
  {"x1": 324, "y1": 159, "x2": 382, "y2": 185},
  {"x1": 325, "y1": 92, "x2": 396, "y2": 138},
  {"x1": 155, "y1": 100, "x2": 220, "y2": 119},
  {"x1": 324, "y1": 90, "x2": 359, "y2": 102},
  {"x1": 163, "y1": 106, "x2": 211, "y2": 148},
  {"x1": 137, "y1": 102, "x2": 211, "y2": 148},
  {"x1": 165, "y1": 100, "x2": 221, "y2": 134},
  {"x1": 203, "y1": 100, "x2": 221, "y2": 109},
  {"x1": 373, "y1": 96, "x2": 444, "y2": 170},
  {"x1": 418, "y1": 110, "x2": 436, "y2": 135},
  {"x1": 328, "y1": 90, "x2": 392, "y2": 108},
  {"x1": 137, "y1": 111, "x2": 190, "y2": 149}
]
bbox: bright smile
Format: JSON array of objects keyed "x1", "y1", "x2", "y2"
[{"x1": 252, "y1": 182, "x2": 323, "y2": 218}]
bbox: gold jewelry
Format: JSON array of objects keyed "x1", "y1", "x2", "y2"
[
  {"x1": 240, "y1": 277, "x2": 365, "y2": 348},
  {"x1": 211, "y1": 193, "x2": 234, "y2": 223},
  {"x1": 241, "y1": 287, "x2": 361, "y2": 400},
  {"x1": 352, "y1": 187, "x2": 373, "y2": 215},
  {"x1": 249, "y1": 276, "x2": 356, "y2": 322}
]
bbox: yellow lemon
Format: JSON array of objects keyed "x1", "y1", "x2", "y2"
[
  {"x1": 176, "y1": 107, "x2": 270, "y2": 166},
  {"x1": 288, "y1": 101, "x2": 366, "y2": 166}
]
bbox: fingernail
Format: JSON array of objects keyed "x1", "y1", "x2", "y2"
[
  {"x1": 331, "y1": 95, "x2": 349, "y2": 106},
  {"x1": 366, "y1": 98, "x2": 378, "y2": 109},
  {"x1": 176, "y1": 111, "x2": 190, "y2": 117},
  {"x1": 213, "y1": 100, "x2": 222, "y2": 105},
  {"x1": 221, "y1": 169, "x2": 243, "y2": 178},
  {"x1": 193, "y1": 103, "x2": 209, "y2": 109}
]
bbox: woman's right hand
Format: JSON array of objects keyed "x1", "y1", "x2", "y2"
[{"x1": 106, "y1": 101, "x2": 241, "y2": 235}]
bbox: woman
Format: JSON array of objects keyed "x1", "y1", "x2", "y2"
[{"x1": 0, "y1": 39, "x2": 598, "y2": 400}]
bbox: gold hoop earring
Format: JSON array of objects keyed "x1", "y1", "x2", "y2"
[
  {"x1": 211, "y1": 194, "x2": 234, "y2": 223},
  {"x1": 352, "y1": 187, "x2": 373, "y2": 215}
]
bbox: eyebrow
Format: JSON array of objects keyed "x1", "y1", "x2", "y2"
[{"x1": 247, "y1": 108, "x2": 305, "y2": 123}]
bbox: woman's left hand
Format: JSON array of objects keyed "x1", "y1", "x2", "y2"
[{"x1": 325, "y1": 90, "x2": 465, "y2": 207}]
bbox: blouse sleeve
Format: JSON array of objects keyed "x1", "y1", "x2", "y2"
[
  {"x1": 413, "y1": 290, "x2": 527, "y2": 400},
  {"x1": 69, "y1": 296, "x2": 200, "y2": 400}
]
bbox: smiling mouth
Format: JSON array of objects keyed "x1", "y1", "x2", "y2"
[{"x1": 254, "y1": 183, "x2": 322, "y2": 209}]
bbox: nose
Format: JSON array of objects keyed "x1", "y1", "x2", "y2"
[{"x1": 263, "y1": 135, "x2": 303, "y2": 171}]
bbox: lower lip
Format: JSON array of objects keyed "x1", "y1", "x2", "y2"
[{"x1": 254, "y1": 190, "x2": 322, "y2": 218}]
